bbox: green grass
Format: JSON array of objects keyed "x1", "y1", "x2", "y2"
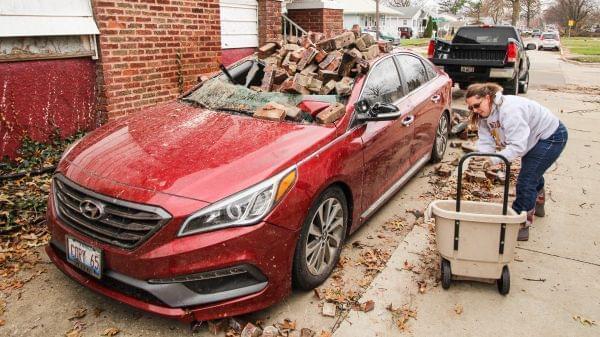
[
  {"x1": 400, "y1": 38, "x2": 430, "y2": 47},
  {"x1": 561, "y1": 37, "x2": 600, "y2": 56}
]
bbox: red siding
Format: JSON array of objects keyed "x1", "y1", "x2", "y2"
[{"x1": 0, "y1": 58, "x2": 99, "y2": 160}]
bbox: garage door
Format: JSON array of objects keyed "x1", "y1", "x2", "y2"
[{"x1": 220, "y1": 0, "x2": 258, "y2": 49}]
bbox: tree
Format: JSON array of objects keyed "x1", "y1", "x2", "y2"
[
  {"x1": 544, "y1": 0, "x2": 595, "y2": 33},
  {"x1": 465, "y1": 0, "x2": 484, "y2": 23},
  {"x1": 505, "y1": 0, "x2": 521, "y2": 26},
  {"x1": 521, "y1": 0, "x2": 541, "y2": 28},
  {"x1": 386, "y1": 0, "x2": 425, "y2": 6},
  {"x1": 482, "y1": 0, "x2": 506, "y2": 24},
  {"x1": 439, "y1": 0, "x2": 467, "y2": 14},
  {"x1": 424, "y1": 16, "x2": 434, "y2": 37}
]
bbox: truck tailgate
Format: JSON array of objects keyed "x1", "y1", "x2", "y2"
[{"x1": 432, "y1": 42, "x2": 508, "y2": 66}]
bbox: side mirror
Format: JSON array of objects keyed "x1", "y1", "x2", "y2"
[
  {"x1": 526, "y1": 43, "x2": 536, "y2": 50},
  {"x1": 355, "y1": 100, "x2": 401, "y2": 121}
]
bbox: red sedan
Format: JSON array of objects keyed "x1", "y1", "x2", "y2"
[{"x1": 46, "y1": 50, "x2": 452, "y2": 322}]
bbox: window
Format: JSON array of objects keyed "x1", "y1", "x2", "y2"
[
  {"x1": 396, "y1": 55, "x2": 429, "y2": 92},
  {"x1": 403, "y1": 19, "x2": 408, "y2": 25},
  {"x1": 360, "y1": 58, "x2": 403, "y2": 105},
  {"x1": 422, "y1": 60, "x2": 438, "y2": 80}
]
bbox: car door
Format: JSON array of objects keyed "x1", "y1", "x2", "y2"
[
  {"x1": 357, "y1": 56, "x2": 415, "y2": 214},
  {"x1": 396, "y1": 54, "x2": 443, "y2": 163}
]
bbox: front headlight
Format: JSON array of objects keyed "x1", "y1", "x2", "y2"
[{"x1": 178, "y1": 166, "x2": 297, "y2": 236}]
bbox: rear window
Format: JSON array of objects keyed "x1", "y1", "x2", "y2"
[
  {"x1": 453, "y1": 27, "x2": 518, "y2": 44},
  {"x1": 542, "y1": 34, "x2": 558, "y2": 39}
]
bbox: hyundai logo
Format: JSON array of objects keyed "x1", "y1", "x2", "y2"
[{"x1": 79, "y1": 199, "x2": 105, "y2": 220}]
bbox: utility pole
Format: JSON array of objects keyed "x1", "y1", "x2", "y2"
[{"x1": 376, "y1": 0, "x2": 380, "y2": 40}]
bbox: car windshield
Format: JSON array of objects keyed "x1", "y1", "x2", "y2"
[
  {"x1": 542, "y1": 34, "x2": 558, "y2": 39},
  {"x1": 453, "y1": 27, "x2": 518, "y2": 44}
]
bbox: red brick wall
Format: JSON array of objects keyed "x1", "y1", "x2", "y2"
[
  {"x1": 92, "y1": 0, "x2": 222, "y2": 119},
  {"x1": 258, "y1": 0, "x2": 282, "y2": 45},
  {"x1": 287, "y1": 8, "x2": 343, "y2": 38}
]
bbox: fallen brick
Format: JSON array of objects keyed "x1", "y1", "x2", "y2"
[
  {"x1": 285, "y1": 105, "x2": 303, "y2": 121},
  {"x1": 334, "y1": 31, "x2": 356, "y2": 49},
  {"x1": 335, "y1": 77, "x2": 353, "y2": 96},
  {"x1": 290, "y1": 48, "x2": 305, "y2": 62},
  {"x1": 361, "y1": 33, "x2": 376, "y2": 47},
  {"x1": 260, "y1": 66, "x2": 275, "y2": 91},
  {"x1": 319, "y1": 69, "x2": 339, "y2": 83},
  {"x1": 240, "y1": 323, "x2": 262, "y2": 337},
  {"x1": 314, "y1": 49, "x2": 328, "y2": 63},
  {"x1": 254, "y1": 102, "x2": 288, "y2": 121},
  {"x1": 297, "y1": 47, "x2": 317, "y2": 70},
  {"x1": 287, "y1": 35, "x2": 299, "y2": 44},
  {"x1": 354, "y1": 37, "x2": 367, "y2": 51},
  {"x1": 300, "y1": 328, "x2": 316, "y2": 337},
  {"x1": 319, "y1": 50, "x2": 342, "y2": 70},
  {"x1": 435, "y1": 164, "x2": 453, "y2": 178},
  {"x1": 378, "y1": 40, "x2": 393, "y2": 53},
  {"x1": 301, "y1": 63, "x2": 319, "y2": 76},
  {"x1": 280, "y1": 77, "x2": 310, "y2": 95},
  {"x1": 320, "y1": 80, "x2": 336, "y2": 95},
  {"x1": 258, "y1": 42, "x2": 278, "y2": 58},
  {"x1": 362, "y1": 44, "x2": 380, "y2": 60},
  {"x1": 272, "y1": 67, "x2": 289, "y2": 85},
  {"x1": 338, "y1": 50, "x2": 361, "y2": 77},
  {"x1": 461, "y1": 141, "x2": 477, "y2": 153},
  {"x1": 465, "y1": 171, "x2": 488, "y2": 183},
  {"x1": 261, "y1": 326, "x2": 279, "y2": 337},
  {"x1": 316, "y1": 103, "x2": 346, "y2": 124}
]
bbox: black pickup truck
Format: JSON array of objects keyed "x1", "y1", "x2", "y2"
[{"x1": 427, "y1": 25, "x2": 537, "y2": 95}]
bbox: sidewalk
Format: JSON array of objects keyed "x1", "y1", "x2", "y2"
[{"x1": 334, "y1": 89, "x2": 600, "y2": 336}]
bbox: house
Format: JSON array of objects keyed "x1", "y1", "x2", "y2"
[
  {"x1": 391, "y1": 6, "x2": 431, "y2": 38},
  {"x1": 0, "y1": 0, "x2": 345, "y2": 160}
]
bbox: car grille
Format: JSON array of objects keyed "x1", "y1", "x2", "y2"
[
  {"x1": 451, "y1": 49, "x2": 506, "y2": 61},
  {"x1": 53, "y1": 174, "x2": 171, "y2": 249}
]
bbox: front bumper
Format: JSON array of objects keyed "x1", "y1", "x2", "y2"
[{"x1": 46, "y1": 186, "x2": 299, "y2": 321}]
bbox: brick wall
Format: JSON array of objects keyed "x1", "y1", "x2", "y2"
[
  {"x1": 92, "y1": 0, "x2": 222, "y2": 119},
  {"x1": 287, "y1": 8, "x2": 343, "y2": 38},
  {"x1": 258, "y1": 0, "x2": 282, "y2": 46}
]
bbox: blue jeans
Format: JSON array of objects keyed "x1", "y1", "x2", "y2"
[{"x1": 512, "y1": 122, "x2": 568, "y2": 214}]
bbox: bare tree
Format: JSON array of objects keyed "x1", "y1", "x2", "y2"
[
  {"x1": 521, "y1": 0, "x2": 541, "y2": 28},
  {"x1": 465, "y1": 0, "x2": 485, "y2": 23},
  {"x1": 386, "y1": 0, "x2": 413, "y2": 7},
  {"x1": 439, "y1": 0, "x2": 468, "y2": 14},
  {"x1": 544, "y1": 0, "x2": 594, "y2": 32},
  {"x1": 482, "y1": 0, "x2": 507, "y2": 24}
]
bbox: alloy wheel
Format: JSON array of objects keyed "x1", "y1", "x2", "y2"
[
  {"x1": 435, "y1": 114, "x2": 449, "y2": 158},
  {"x1": 305, "y1": 198, "x2": 345, "y2": 275}
]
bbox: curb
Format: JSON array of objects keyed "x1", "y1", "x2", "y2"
[{"x1": 559, "y1": 47, "x2": 600, "y2": 67}]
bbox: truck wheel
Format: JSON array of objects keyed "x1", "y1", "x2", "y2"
[
  {"x1": 504, "y1": 75, "x2": 519, "y2": 96},
  {"x1": 518, "y1": 72, "x2": 529, "y2": 94}
]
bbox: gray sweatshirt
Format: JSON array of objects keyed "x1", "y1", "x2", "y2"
[{"x1": 477, "y1": 92, "x2": 560, "y2": 165}]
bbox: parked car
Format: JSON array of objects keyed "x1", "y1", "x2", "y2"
[
  {"x1": 364, "y1": 29, "x2": 400, "y2": 45},
  {"x1": 539, "y1": 32, "x2": 561, "y2": 51},
  {"x1": 428, "y1": 25, "x2": 536, "y2": 95},
  {"x1": 46, "y1": 50, "x2": 452, "y2": 322},
  {"x1": 399, "y1": 26, "x2": 413, "y2": 39},
  {"x1": 531, "y1": 29, "x2": 542, "y2": 38}
]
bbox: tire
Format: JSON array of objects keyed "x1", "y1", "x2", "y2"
[
  {"x1": 538, "y1": 46, "x2": 542, "y2": 50},
  {"x1": 503, "y1": 73, "x2": 519, "y2": 96},
  {"x1": 292, "y1": 186, "x2": 348, "y2": 290},
  {"x1": 518, "y1": 72, "x2": 529, "y2": 94},
  {"x1": 431, "y1": 112, "x2": 449, "y2": 163},
  {"x1": 441, "y1": 259, "x2": 452, "y2": 289},
  {"x1": 497, "y1": 266, "x2": 510, "y2": 295}
]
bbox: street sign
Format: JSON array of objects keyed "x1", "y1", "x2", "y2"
[{"x1": 568, "y1": 20, "x2": 574, "y2": 27}]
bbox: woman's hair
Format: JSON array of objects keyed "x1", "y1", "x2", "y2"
[
  {"x1": 465, "y1": 82, "x2": 503, "y2": 99},
  {"x1": 466, "y1": 82, "x2": 503, "y2": 126}
]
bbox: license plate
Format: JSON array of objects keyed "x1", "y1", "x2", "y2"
[
  {"x1": 66, "y1": 236, "x2": 103, "y2": 279},
  {"x1": 461, "y1": 66, "x2": 475, "y2": 73}
]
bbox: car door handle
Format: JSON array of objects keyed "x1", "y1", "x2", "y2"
[
  {"x1": 431, "y1": 94, "x2": 441, "y2": 103},
  {"x1": 402, "y1": 115, "x2": 415, "y2": 127}
]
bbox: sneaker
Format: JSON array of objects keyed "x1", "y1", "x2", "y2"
[{"x1": 535, "y1": 188, "x2": 545, "y2": 217}]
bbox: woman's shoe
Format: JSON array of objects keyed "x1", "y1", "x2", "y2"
[{"x1": 535, "y1": 188, "x2": 545, "y2": 217}]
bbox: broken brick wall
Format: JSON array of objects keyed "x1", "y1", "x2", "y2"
[
  {"x1": 0, "y1": 58, "x2": 99, "y2": 160},
  {"x1": 286, "y1": 8, "x2": 343, "y2": 38},
  {"x1": 92, "y1": 0, "x2": 222, "y2": 120},
  {"x1": 258, "y1": 0, "x2": 283, "y2": 46}
]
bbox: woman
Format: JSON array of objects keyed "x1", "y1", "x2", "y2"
[{"x1": 465, "y1": 83, "x2": 568, "y2": 241}]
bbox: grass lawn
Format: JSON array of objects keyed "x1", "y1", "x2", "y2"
[
  {"x1": 400, "y1": 38, "x2": 430, "y2": 47},
  {"x1": 561, "y1": 37, "x2": 600, "y2": 62}
]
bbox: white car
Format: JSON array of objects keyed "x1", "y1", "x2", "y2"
[{"x1": 539, "y1": 32, "x2": 560, "y2": 51}]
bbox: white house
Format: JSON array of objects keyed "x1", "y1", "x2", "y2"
[{"x1": 392, "y1": 6, "x2": 431, "y2": 38}]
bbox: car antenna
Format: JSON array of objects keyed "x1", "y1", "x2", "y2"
[{"x1": 219, "y1": 63, "x2": 236, "y2": 84}]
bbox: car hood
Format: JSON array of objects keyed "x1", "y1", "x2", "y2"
[{"x1": 63, "y1": 101, "x2": 337, "y2": 202}]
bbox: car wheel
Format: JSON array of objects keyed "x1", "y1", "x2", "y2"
[
  {"x1": 538, "y1": 46, "x2": 542, "y2": 50},
  {"x1": 518, "y1": 72, "x2": 529, "y2": 94},
  {"x1": 431, "y1": 112, "x2": 449, "y2": 163},
  {"x1": 292, "y1": 186, "x2": 348, "y2": 290}
]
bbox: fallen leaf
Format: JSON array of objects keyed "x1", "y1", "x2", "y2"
[
  {"x1": 69, "y1": 308, "x2": 87, "y2": 320},
  {"x1": 102, "y1": 327, "x2": 121, "y2": 336},
  {"x1": 0, "y1": 319, "x2": 5, "y2": 327},
  {"x1": 573, "y1": 315, "x2": 596, "y2": 326},
  {"x1": 93, "y1": 307, "x2": 105, "y2": 317},
  {"x1": 454, "y1": 304, "x2": 463, "y2": 315},
  {"x1": 360, "y1": 300, "x2": 375, "y2": 312},
  {"x1": 280, "y1": 318, "x2": 296, "y2": 330},
  {"x1": 65, "y1": 328, "x2": 81, "y2": 337},
  {"x1": 318, "y1": 331, "x2": 332, "y2": 337}
]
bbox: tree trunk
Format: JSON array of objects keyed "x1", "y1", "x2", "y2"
[{"x1": 512, "y1": 0, "x2": 520, "y2": 26}]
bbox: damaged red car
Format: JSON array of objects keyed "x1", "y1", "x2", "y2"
[{"x1": 46, "y1": 50, "x2": 451, "y2": 322}]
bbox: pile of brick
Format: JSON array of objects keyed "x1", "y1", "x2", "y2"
[{"x1": 250, "y1": 31, "x2": 393, "y2": 124}]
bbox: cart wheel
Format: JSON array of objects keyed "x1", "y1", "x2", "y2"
[
  {"x1": 441, "y1": 259, "x2": 452, "y2": 289},
  {"x1": 497, "y1": 266, "x2": 510, "y2": 295}
]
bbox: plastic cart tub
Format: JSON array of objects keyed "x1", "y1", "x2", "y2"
[{"x1": 426, "y1": 153, "x2": 526, "y2": 294}]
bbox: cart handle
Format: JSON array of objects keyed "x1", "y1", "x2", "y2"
[{"x1": 457, "y1": 152, "x2": 511, "y2": 215}]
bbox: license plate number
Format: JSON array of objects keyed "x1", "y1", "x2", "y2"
[
  {"x1": 461, "y1": 66, "x2": 475, "y2": 73},
  {"x1": 66, "y1": 236, "x2": 102, "y2": 279}
]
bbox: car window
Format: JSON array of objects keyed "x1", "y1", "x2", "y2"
[
  {"x1": 360, "y1": 58, "x2": 404, "y2": 105},
  {"x1": 453, "y1": 27, "x2": 519, "y2": 44},
  {"x1": 421, "y1": 59, "x2": 438, "y2": 80},
  {"x1": 542, "y1": 33, "x2": 557, "y2": 39},
  {"x1": 396, "y1": 55, "x2": 429, "y2": 92}
]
